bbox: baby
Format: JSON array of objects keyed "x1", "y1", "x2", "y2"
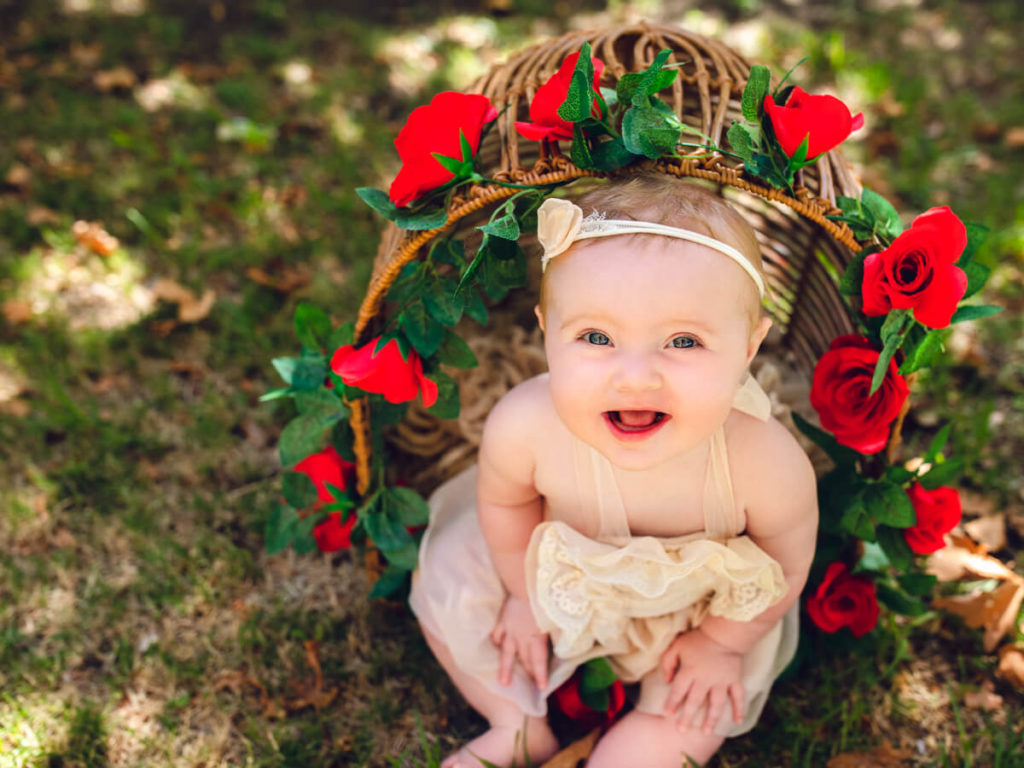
[{"x1": 409, "y1": 174, "x2": 818, "y2": 768}]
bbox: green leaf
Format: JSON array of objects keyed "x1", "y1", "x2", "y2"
[
  {"x1": 622, "y1": 103, "x2": 682, "y2": 159},
  {"x1": 394, "y1": 207, "x2": 448, "y2": 231},
  {"x1": 363, "y1": 505, "x2": 412, "y2": 552},
  {"x1": 423, "y1": 275, "x2": 464, "y2": 327},
  {"x1": 962, "y1": 261, "x2": 990, "y2": 299},
  {"x1": 463, "y1": 287, "x2": 488, "y2": 325},
  {"x1": 356, "y1": 186, "x2": 399, "y2": 220},
  {"x1": 862, "y1": 481, "x2": 916, "y2": 528},
  {"x1": 957, "y1": 222, "x2": 989, "y2": 268},
  {"x1": 294, "y1": 388, "x2": 346, "y2": 418},
  {"x1": 876, "y1": 525, "x2": 914, "y2": 571},
  {"x1": 924, "y1": 423, "x2": 953, "y2": 463},
  {"x1": 570, "y1": 121, "x2": 595, "y2": 170},
  {"x1": 616, "y1": 68, "x2": 677, "y2": 106},
  {"x1": 727, "y1": 121, "x2": 758, "y2": 161},
  {"x1": 839, "y1": 501, "x2": 876, "y2": 541},
  {"x1": 382, "y1": 540, "x2": 419, "y2": 571},
  {"x1": 282, "y1": 471, "x2": 320, "y2": 509},
  {"x1": 898, "y1": 572, "x2": 937, "y2": 596},
  {"x1": 369, "y1": 566, "x2": 409, "y2": 599},
  {"x1": 399, "y1": 301, "x2": 445, "y2": 358},
  {"x1": 558, "y1": 45, "x2": 596, "y2": 123},
  {"x1": 265, "y1": 504, "x2": 299, "y2": 555},
  {"x1": 290, "y1": 357, "x2": 327, "y2": 391},
  {"x1": 279, "y1": 411, "x2": 335, "y2": 467},
  {"x1": 918, "y1": 459, "x2": 963, "y2": 490},
  {"x1": 829, "y1": 196, "x2": 877, "y2": 242},
  {"x1": 860, "y1": 188, "x2": 903, "y2": 241},
  {"x1": 431, "y1": 151, "x2": 469, "y2": 177},
  {"x1": 479, "y1": 237, "x2": 526, "y2": 300},
  {"x1": 294, "y1": 303, "x2": 332, "y2": 350},
  {"x1": 949, "y1": 304, "x2": 1003, "y2": 323},
  {"x1": 580, "y1": 658, "x2": 617, "y2": 694},
  {"x1": 858, "y1": 541, "x2": 890, "y2": 571},
  {"x1": 899, "y1": 328, "x2": 946, "y2": 375},
  {"x1": 426, "y1": 370, "x2": 460, "y2": 419},
  {"x1": 870, "y1": 311, "x2": 909, "y2": 396},
  {"x1": 291, "y1": 514, "x2": 320, "y2": 555},
  {"x1": 589, "y1": 137, "x2": 636, "y2": 172},
  {"x1": 876, "y1": 581, "x2": 926, "y2": 616},
  {"x1": 259, "y1": 387, "x2": 292, "y2": 402},
  {"x1": 631, "y1": 49, "x2": 673, "y2": 107},
  {"x1": 327, "y1": 321, "x2": 354, "y2": 353},
  {"x1": 387, "y1": 486, "x2": 430, "y2": 527},
  {"x1": 791, "y1": 411, "x2": 860, "y2": 468},
  {"x1": 838, "y1": 249, "x2": 870, "y2": 296},
  {"x1": 789, "y1": 134, "x2": 810, "y2": 166},
  {"x1": 272, "y1": 357, "x2": 299, "y2": 386},
  {"x1": 579, "y1": 686, "x2": 609, "y2": 712},
  {"x1": 479, "y1": 213, "x2": 521, "y2": 241},
  {"x1": 437, "y1": 329, "x2": 478, "y2": 369},
  {"x1": 741, "y1": 65, "x2": 771, "y2": 122}
]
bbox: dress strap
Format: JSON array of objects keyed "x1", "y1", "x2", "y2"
[
  {"x1": 702, "y1": 374, "x2": 772, "y2": 539},
  {"x1": 573, "y1": 436, "x2": 631, "y2": 543}
]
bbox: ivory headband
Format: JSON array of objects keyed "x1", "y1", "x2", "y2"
[{"x1": 536, "y1": 197, "x2": 766, "y2": 298}]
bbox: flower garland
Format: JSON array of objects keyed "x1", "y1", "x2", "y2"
[{"x1": 262, "y1": 43, "x2": 1002, "y2": 709}]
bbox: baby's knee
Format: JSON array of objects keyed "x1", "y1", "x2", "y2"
[{"x1": 585, "y1": 711, "x2": 724, "y2": 768}]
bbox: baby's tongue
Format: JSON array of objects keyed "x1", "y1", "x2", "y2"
[{"x1": 618, "y1": 410, "x2": 657, "y2": 427}]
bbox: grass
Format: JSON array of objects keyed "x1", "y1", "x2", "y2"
[{"x1": 0, "y1": 0, "x2": 1022, "y2": 766}]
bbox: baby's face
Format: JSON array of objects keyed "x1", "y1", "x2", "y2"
[{"x1": 538, "y1": 235, "x2": 770, "y2": 471}]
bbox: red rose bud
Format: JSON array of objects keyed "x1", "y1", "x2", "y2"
[
  {"x1": 809, "y1": 334, "x2": 909, "y2": 454},
  {"x1": 763, "y1": 86, "x2": 864, "y2": 160},
  {"x1": 861, "y1": 207, "x2": 968, "y2": 329},
  {"x1": 515, "y1": 51, "x2": 605, "y2": 142},
  {"x1": 331, "y1": 337, "x2": 438, "y2": 408},
  {"x1": 903, "y1": 483, "x2": 962, "y2": 554},
  {"x1": 806, "y1": 562, "x2": 879, "y2": 638},
  {"x1": 293, "y1": 445, "x2": 354, "y2": 504},
  {"x1": 553, "y1": 675, "x2": 625, "y2": 730},
  {"x1": 313, "y1": 512, "x2": 356, "y2": 552},
  {"x1": 388, "y1": 92, "x2": 498, "y2": 207}
]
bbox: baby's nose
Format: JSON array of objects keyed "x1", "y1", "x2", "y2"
[{"x1": 612, "y1": 353, "x2": 662, "y2": 392}]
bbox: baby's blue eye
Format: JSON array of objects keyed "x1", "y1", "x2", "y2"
[
  {"x1": 671, "y1": 336, "x2": 698, "y2": 349},
  {"x1": 585, "y1": 331, "x2": 611, "y2": 346}
]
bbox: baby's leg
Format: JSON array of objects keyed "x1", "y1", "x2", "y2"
[
  {"x1": 419, "y1": 620, "x2": 558, "y2": 768},
  {"x1": 585, "y1": 711, "x2": 724, "y2": 768}
]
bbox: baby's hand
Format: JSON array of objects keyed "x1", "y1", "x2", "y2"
[
  {"x1": 660, "y1": 629, "x2": 745, "y2": 735},
  {"x1": 490, "y1": 594, "x2": 550, "y2": 690}
]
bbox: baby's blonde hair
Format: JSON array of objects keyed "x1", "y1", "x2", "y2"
[{"x1": 538, "y1": 175, "x2": 766, "y2": 327}]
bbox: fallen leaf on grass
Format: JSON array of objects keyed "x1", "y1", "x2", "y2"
[
  {"x1": 52, "y1": 527, "x2": 76, "y2": 549},
  {"x1": 2, "y1": 299, "x2": 33, "y2": 324},
  {"x1": 246, "y1": 264, "x2": 311, "y2": 294},
  {"x1": 70, "y1": 42, "x2": 102, "y2": 68},
  {"x1": 963, "y1": 514, "x2": 1007, "y2": 552},
  {"x1": 151, "y1": 278, "x2": 216, "y2": 323},
  {"x1": 93, "y1": 66, "x2": 138, "y2": 92},
  {"x1": 934, "y1": 579, "x2": 1024, "y2": 652},
  {"x1": 72, "y1": 220, "x2": 119, "y2": 256},
  {"x1": 4, "y1": 163, "x2": 31, "y2": 189},
  {"x1": 826, "y1": 742, "x2": 911, "y2": 767},
  {"x1": 964, "y1": 680, "x2": 1003, "y2": 712},
  {"x1": 27, "y1": 206, "x2": 60, "y2": 226},
  {"x1": 284, "y1": 640, "x2": 339, "y2": 712},
  {"x1": 540, "y1": 729, "x2": 599, "y2": 768},
  {"x1": 214, "y1": 670, "x2": 286, "y2": 719},
  {"x1": 926, "y1": 533, "x2": 1015, "y2": 582},
  {"x1": 996, "y1": 644, "x2": 1024, "y2": 691}
]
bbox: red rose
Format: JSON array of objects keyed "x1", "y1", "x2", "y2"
[
  {"x1": 388, "y1": 92, "x2": 498, "y2": 207},
  {"x1": 903, "y1": 483, "x2": 962, "y2": 554},
  {"x1": 809, "y1": 334, "x2": 909, "y2": 454},
  {"x1": 293, "y1": 445, "x2": 354, "y2": 503},
  {"x1": 861, "y1": 207, "x2": 968, "y2": 329},
  {"x1": 763, "y1": 86, "x2": 864, "y2": 160},
  {"x1": 515, "y1": 51, "x2": 605, "y2": 142},
  {"x1": 331, "y1": 337, "x2": 438, "y2": 407},
  {"x1": 806, "y1": 562, "x2": 879, "y2": 638},
  {"x1": 553, "y1": 674, "x2": 625, "y2": 729},
  {"x1": 313, "y1": 512, "x2": 355, "y2": 552}
]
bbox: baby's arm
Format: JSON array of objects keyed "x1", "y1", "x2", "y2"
[
  {"x1": 662, "y1": 416, "x2": 818, "y2": 732},
  {"x1": 476, "y1": 378, "x2": 549, "y2": 689}
]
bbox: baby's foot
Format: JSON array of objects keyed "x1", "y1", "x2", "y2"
[{"x1": 441, "y1": 720, "x2": 559, "y2": 768}]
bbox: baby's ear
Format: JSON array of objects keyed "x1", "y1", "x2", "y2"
[
  {"x1": 534, "y1": 304, "x2": 546, "y2": 333},
  {"x1": 746, "y1": 316, "x2": 772, "y2": 365}
]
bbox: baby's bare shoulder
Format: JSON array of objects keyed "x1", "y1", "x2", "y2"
[
  {"x1": 725, "y1": 412, "x2": 817, "y2": 534},
  {"x1": 480, "y1": 374, "x2": 552, "y2": 456}
]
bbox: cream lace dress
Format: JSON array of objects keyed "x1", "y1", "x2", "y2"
[{"x1": 408, "y1": 376, "x2": 799, "y2": 737}]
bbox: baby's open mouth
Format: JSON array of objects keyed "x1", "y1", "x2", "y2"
[{"x1": 605, "y1": 410, "x2": 669, "y2": 432}]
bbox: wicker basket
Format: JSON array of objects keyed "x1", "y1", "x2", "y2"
[{"x1": 350, "y1": 21, "x2": 865, "y2": 496}]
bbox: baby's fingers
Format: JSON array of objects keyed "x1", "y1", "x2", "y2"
[
  {"x1": 701, "y1": 686, "x2": 726, "y2": 734},
  {"x1": 729, "y1": 683, "x2": 746, "y2": 724},
  {"x1": 662, "y1": 672, "x2": 692, "y2": 716},
  {"x1": 676, "y1": 683, "x2": 709, "y2": 732},
  {"x1": 528, "y1": 634, "x2": 549, "y2": 689},
  {"x1": 498, "y1": 635, "x2": 516, "y2": 686}
]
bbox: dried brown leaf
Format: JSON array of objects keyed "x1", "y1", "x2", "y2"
[
  {"x1": 1005, "y1": 127, "x2": 1024, "y2": 149},
  {"x1": 72, "y1": 220, "x2": 119, "y2": 256},
  {"x1": 93, "y1": 66, "x2": 138, "y2": 92},
  {"x1": 246, "y1": 265, "x2": 311, "y2": 294},
  {"x1": 151, "y1": 278, "x2": 215, "y2": 323},
  {"x1": 27, "y1": 206, "x2": 60, "y2": 226},
  {"x1": 2, "y1": 299, "x2": 33, "y2": 324},
  {"x1": 4, "y1": 163, "x2": 31, "y2": 189},
  {"x1": 996, "y1": 644, "x2": 1024, "y2": 691},
  {"x1": 283, "y1": 640, "x2": 338, "y2": 712},
  {"x1": 540, "y1": 729, "x2": 599, "y2": 768},
  {"x1": 926, "y1": 534, "x2": 1016, "y2": 582},
  {"x1": 826, "y1": 742, "x2": 911, "y2": 767},
  {"x1": 963, "y1": 514, "x2": 1007, "y2": 552},
  {"x1": 933, "y1": 581, "x2": 1024, "y2": 652},
  {"x1": 964, "y1": 686, "x2": 1003, "y2": 712},
  {"x1": 70, "y1": 42, "x2": 102, "y2": 68}
]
